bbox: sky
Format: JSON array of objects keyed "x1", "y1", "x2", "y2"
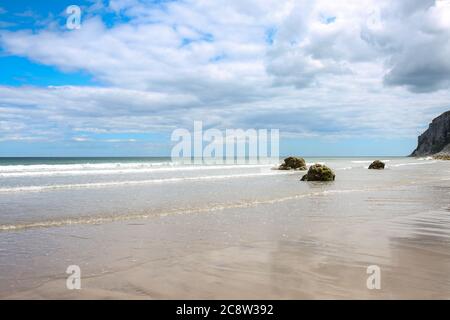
[{"x1": 0, "y1": 0, "x2": 450, "y2": 157}]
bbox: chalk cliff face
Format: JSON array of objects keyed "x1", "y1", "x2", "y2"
[{"x1": 411, "y1": 111, "x2": 450, "y2": 156}]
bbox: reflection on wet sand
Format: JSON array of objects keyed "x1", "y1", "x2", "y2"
[{"x1": 3, "y1": 189, "x2": 450, "y2": 299}]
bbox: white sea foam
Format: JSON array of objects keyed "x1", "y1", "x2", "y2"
[
  {"x1": 0, "y1": 188, "x2": 369, "y2": 231},
  {"x1": 417, "y1": 156, "x2": 434, "y2": 161},
  {"x1": 389, "y1": 161, "x2": 437, "y2": 167},
  {"x1": 0, "y1": 163, "x2": 275, "y2": 178},
  {"x1": 0, "y1": 162, "x2": 171, "y2": 173},
  {"x1": 0, "y1": 171, "x2": 294, "y2": 193},
  {"x1": 336, "y1": 166, "x2": 355, "y2": 171},
  {"x1": 351, "y1": 159, "x2": 392, "y2": 164},
  {"x1": 306, "y1": 162, "x2": 325, "y2": 166}
]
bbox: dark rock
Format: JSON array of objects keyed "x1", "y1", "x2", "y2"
[
  {"x1": 368, "y1": 160, "x2": 385, "y2": 170},
  {"x1": 279, "y1": 157, "x2": 307, "y2": 170},
  {"x1": 434, "y1": 154, "x2": 450, "y2": 160},
  {"x1": 301, "y1": 164, "x2": 335, "y2": 181},
  {"x1": 411, "y1": 111, "x2": 450, "y2": 156}
]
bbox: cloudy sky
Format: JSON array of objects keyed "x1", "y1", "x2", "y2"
[{"x1": 0, "y1": 0, "x2": 449, "y2": 156}]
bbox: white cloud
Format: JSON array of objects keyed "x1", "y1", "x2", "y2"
[
  {"x1": 72, "y1": 136, "x2": 90, "y2": 142},
  {"x1": 361, "y1": 0, "x2": 450, "y2": 92},
  {"x1": 0, "y1": 0, "x2": 449, "y2": 144}
]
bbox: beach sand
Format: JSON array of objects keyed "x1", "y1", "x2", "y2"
[{"x1": 1, "y1": 158, "x2": 450, "y2": 299}]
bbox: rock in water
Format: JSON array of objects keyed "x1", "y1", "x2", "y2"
[
  {"x1": 434, "y1": 154, "x2": 450, "y2": 160},
  {"x1": 368, "y1": 160, "x2": 385, "y2": 170},
  {"x1": 301, "y1": 164, "x2": 335, "y2": 181},
  {"x1": 411, "y1": 111, "x2": 450, "y2": 157},
  {"x1": 279, "y1": 157, "x2": 307, "y2": 170}
]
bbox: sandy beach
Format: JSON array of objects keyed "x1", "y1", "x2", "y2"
[
  {"x1": 1, "y1": 157, "x2": 449, "y2": 299},
  {"x1": 3, "y1": 0, "x2": 450, "y2": 306}
]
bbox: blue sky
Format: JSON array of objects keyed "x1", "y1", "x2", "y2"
[{"x1": 0, "y1": 0, "x2": 449, "y2": 156}]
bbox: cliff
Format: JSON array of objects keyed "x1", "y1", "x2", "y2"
[{"x1": 411, "y1": 111, "x2": 450, "y2": 156}]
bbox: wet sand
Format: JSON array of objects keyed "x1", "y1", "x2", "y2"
[
  {"x1": 2, "y1": 180, "x2": 450, "y2": 299},
  {"x1": 1, "y1": 158, "x2": 450, "y2": 299}
]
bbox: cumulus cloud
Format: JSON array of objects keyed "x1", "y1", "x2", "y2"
[
  {"x1": 266, "y1": 0, "x2": 377, "y2": 88},
  {"x1": 361, "y1": 0, "x2": 450, "y2": 92},
  {"x1": 266, "y1": 0, "x2": 450, "y2": 92},
  {"x1": 0, "y1": 85, "x2": 200, "y2": 139},
  {"x1": 0, "y1": 0, "x2": 449, "y2": 146}
]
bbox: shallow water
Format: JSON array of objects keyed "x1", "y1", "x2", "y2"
[{"x1": 0, "y1": 157, "x2": 449, "y2": 298}]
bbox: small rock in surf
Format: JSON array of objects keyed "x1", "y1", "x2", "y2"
[
  {"x1": 368, "y1": 160, "x2": 385, "y2": 170},
  {"x1": 301, "y1": 164, "x2": 335, "y2": 181},
  {"x1": 279, "y1": 157, "x2": 307, "y2": 171}
]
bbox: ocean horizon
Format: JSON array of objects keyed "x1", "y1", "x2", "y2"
[{"x1": 0, "y1": 155, "x2": 411, "y2": 164}]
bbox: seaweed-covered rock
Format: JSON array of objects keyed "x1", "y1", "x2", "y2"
[
  {"x1": 434, "y1": 153, "x2": 450, "y2": 160},
  {"x1": 301, "y1": 164, "x2": 335, "y2": 181},
  {"x1": 368, "y1": 160, "x2": 385, "y2": 170},
  {"x1": 279, "y1": 157, "x2": 307, "y2": 171}
]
